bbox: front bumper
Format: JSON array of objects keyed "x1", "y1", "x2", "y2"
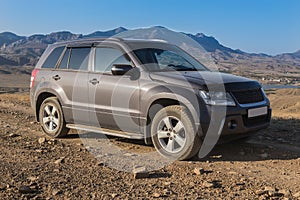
[
  {"x1": 221, "y1": 108, "x2": 271, "y2": 135},
  {"x1": 199, "y1": 102, "x2": 272, "y2": 137}
]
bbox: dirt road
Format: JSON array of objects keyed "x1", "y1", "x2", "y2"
[{"x1": 0, "y1": 91, "x2": 299, "y2": 199}]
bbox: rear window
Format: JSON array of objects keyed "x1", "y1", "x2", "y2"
[{"x1": 42, "y1": 46, "x2": 64, "y2": 68}]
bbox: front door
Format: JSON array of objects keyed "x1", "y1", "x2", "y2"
[{"x1": 88, "y1": 46, "x2": 141, "y2": 133}]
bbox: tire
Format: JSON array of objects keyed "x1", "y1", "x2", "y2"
[
  {"x1": 151, "y1": 105, "x2": 202, "y2": 160},
  {"x1": 39, "y1": 97, "x2": 69, "y2": 138}
]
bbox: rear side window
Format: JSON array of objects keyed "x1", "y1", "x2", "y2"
[
  {"x1": 68, "y1": 48, "x2": 90, "y2": 70},
  {"x1": 42, "y1": 46, "x2": 64, "y2": 68}
]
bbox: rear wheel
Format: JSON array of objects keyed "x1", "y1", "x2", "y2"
[
  {"x1": 39, "y1": 97, "x2": 69, "y2": 138},
  {"x1": 151, "y1": 105, "x2": 202, "y2": 160}
]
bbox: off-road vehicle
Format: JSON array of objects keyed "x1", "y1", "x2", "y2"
[{"x1": 30, "y1": 38, "x2": 271, "y2": 160}]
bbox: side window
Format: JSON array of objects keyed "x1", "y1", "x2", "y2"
[
  {"x1": 94, "y1": 47, "x2": 131, "y2": 73},
  {"x1": 58, "y1": 48, "x2": 70, "y2": 69},
  {"x1": 42, "y1": 46, "x2": 64, "y2": 68},
  {"x1": 68, "y1": 47, "x2": 91, "y2": 70}
]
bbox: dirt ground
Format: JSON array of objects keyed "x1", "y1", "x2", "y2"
[{"x1": 0, "y1": 89, "x2": 299, "y2": 199}]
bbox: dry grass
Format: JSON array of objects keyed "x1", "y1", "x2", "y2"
[
  {"x1": 268, "y1": 89, "x2": 300, "y2": 119},
  {"x1": 0, "y1": 74, "x2": 30, "y2": 88},
  {"x1": 0, "y1": 92, "x2": 30, "y2": 102}
]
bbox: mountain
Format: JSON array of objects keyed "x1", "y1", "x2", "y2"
[
  {"x1": 0, "y1": 26, "x2": 299, "y2": 76},
  {"x1": 83, "y1": 27, "x2": 127, "y2": 38},
  {"x1": 275, "y1": 50, "x2": 300, "y2": 60},
  {"x1": 0, "y1": 32, "x2": 25, "y2": 47}
]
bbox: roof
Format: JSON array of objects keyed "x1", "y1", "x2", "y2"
[{"x1": 51, "y1": 37, "x2": 168, "y2": 47}]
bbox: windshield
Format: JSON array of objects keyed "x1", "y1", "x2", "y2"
[{"x1": 134, "y1": 47, "x2": 208, "y2": 72}]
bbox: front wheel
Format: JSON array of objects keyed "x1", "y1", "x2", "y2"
[
  {"x1": 151, "y1": 105, "x2": 202, "y2": 160},
  {"x1": 39, "y1": 97, "x2": 69, "y2": 138}
]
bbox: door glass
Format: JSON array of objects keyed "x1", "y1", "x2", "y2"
[
  {"x1": 69, "y1": 47, "x2": 91, "y2": 70},
  {"x1": 94, "y1": 48, "x2": 131, "y2": 73}
]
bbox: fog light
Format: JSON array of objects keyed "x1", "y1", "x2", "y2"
[{"x1": 228, "y1": 120, "x2": 237, "y2": 129}]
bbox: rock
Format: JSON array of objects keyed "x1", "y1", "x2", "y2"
[
  {"x1": 52, "y1": 189, "x2": 62, "y2": 195},
  {"x1": 54, "y1": 157, "x2": 65, "y2": 164},
  {"x1": 19, "y1": 185, "x2": 35, "y2": 194},
  {"x1": 48, "y1": 139, "x2": 57, "y2": 145},
  {"x1": 278, "y1": 189, "x2": 291, "y2": 197},
  {"x1": 268, "y1": 190, "x2": 277, "y2": 196},
  {"x1": 264, "y1": 186, "x2": 276, "y2": 192},
  {"x1": 153, "y1": 192, "x2": 160, "y2": 198},
  {"x1": 124, "y1": 153, "x2": 135, "y2": 157},
  {"x1": 235, "y1": 182, "x2": 245, "y2": 186},
  {"x1": 38, "y1": 137, "x2": 46, "y2": 144},
  {"x1": 202, "y1": 181, "x2": 214, "y2": 188},
  {"x1": 260, "y1": 153, "x2": 269, "y2": 158},
  {"x1": 228, "y1": 171, "x2": 238, "y2": 175},
  {"x1": 27, "y1": 176, "x2": 39, "y2": 182},
  {"x1": 111, "y1": 193, "x2": 118, "y2": 198},
  {"x1": 211, "y1": 155, "x2": 222, "y2": 159},
  {"x1": 8, "y1": 133, "x2": 19, "y2": 137},
  {"x1": 132, "y1": 166, "x2": 149, "y2": 179},
  {"x1": 0, "y1": 183, "x2": 6, "y2": 190},
  {"x1": 164, "y1": 181, "x2": 171, "y2": 186},
  {"x1": 293, "y1": 192, "x2": 300, "y2": 198},
  {"x1": 193, "y1": 167, "x2": 205, "y2": 175},
  {"x1": 263, "y1": 186, "x2": 277, "y2": 196},
  {"x1": 255, "y1": 189, "x2": 267, "y2": 195},
  {"x1": 163, "y1": 189, "x2": 172, "y2": 195},
  {"x1": 97, "y1": 161, "x2": 105, "y2": 166}
]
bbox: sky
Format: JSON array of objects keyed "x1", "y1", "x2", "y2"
[{"x1": 1, "y1": 0, "x2": 299, "y2": 55}]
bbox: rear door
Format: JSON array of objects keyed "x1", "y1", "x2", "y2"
[
  {"x1": 88, "y1": 45, "x2": 141, "y2": 133},
  {"x1": 53, "y1": 46, "x2": 91, "y2": 125}
]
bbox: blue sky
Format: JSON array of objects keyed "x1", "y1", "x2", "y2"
[{"x1": 1, "y1": 0, "x2": 299, "y2": 55}]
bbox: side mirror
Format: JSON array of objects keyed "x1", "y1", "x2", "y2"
[{"x1": 111, "y1": 64, "x2": 133, "y2": 75}]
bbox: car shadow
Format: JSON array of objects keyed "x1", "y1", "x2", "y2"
[{"x1": 64, "y1": 118, "x2": 299, "y2": 162}]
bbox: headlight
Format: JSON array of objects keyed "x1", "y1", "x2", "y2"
[{"x1": 199, "y1": 91, "x2": 236, "y2": 106}]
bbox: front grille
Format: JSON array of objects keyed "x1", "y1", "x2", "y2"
[{"x1": 231, "y1": 88, "x2": 264, "y2": 104}]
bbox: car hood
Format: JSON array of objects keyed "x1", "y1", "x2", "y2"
[{"x1": 149, "y1": 71, "x2": 261, "y2": 91}]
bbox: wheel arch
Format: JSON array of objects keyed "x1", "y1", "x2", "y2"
[
  {"x1": 35, "y1": 92, "x2": 59, "y2": 121},
  {"x1": 143, "y1": 96, "x2": 200, "y2": 145}
]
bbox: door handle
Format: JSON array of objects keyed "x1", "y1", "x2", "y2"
[
  {"x1": 89, "y1": 78, "x2": 99, "y2": 85},
  {"x1": 52, "y1": 75, "x2": 61, "y2": 81}
]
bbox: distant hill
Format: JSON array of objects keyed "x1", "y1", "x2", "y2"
[
  {"x1": 0, "y1": 26, "x2": 299, "y2": 75},
  {"x1": 0, "y1": 32, "x2": 25, "y2": 47}
]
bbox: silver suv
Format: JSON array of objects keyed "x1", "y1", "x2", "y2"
[{"x1": 30, "y1": 38, "x2": 271, "y2": 160}]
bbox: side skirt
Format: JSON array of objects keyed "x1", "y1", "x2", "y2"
[{"x1": 66, "y1": 124, "x2": 144, "y2": 139}]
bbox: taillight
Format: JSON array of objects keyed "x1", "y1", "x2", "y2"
[{"x1": 30, "y1": 69, "x2": 39, "y2": 88}]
